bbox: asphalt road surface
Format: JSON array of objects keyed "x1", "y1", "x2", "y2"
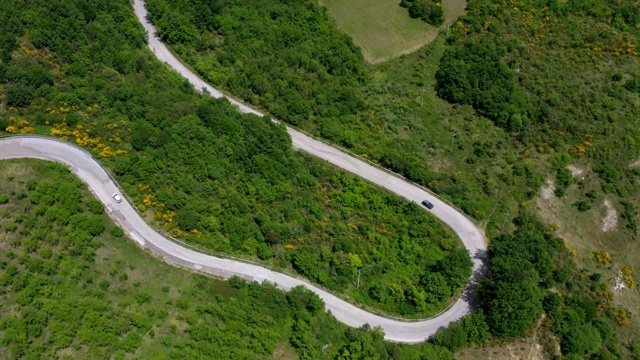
[{"x1": 0, "y1": 1, "x2": 489, "y2": 343}]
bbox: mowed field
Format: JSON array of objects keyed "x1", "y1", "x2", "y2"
[{"x1": 318, "y1": 0, "x2": 467, "y2": 63}]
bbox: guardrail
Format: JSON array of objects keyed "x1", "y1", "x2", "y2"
[{"x1": 0, "y1": 133, "x2": 463, "y2": 322}]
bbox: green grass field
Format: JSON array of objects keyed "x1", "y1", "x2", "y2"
[{"x1": 318, "y1": 0, "x2": 467, "y2": 63}]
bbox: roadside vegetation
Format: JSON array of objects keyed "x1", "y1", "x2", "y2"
[
  {"x1": 407, "y1": 209, "x2": 636, "y2": 359},
  {"x1": 142, "y1": 0, "x2": 640, "y2": 357},
  {"x1": 0, "y1": 0, "x2": 472, "y2": 318},
  {"x1": 1, "y1": 0, "x2": 639, "y2": 357},
  {"x1": 145, "y1": 0, "x2": 639, "y2": 238},
  {"x1": 143, "y1": 0, "x2": 542, "y2": 231},
  {"x1": 0, "y1": 159, "x2": 461, "y2": 359},
  {"x1": 12, "y1": 159, "x2": 625, "y2": 359}
]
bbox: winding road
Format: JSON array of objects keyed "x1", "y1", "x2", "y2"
[{"x1": 0, "y1": 1, "x2": 488, "y2": 344}]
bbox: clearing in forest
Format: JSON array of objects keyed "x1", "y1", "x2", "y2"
[{"x1": 318, "y1": 0, "x2": 467, "y2": 63}]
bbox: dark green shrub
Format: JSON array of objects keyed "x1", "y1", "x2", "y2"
[
  {"x1": 5, "y1": 82, "x2": 34, "y2": 107},
  {"x1": 574, "y1": 200, "x2": 591, "y2": 212}
]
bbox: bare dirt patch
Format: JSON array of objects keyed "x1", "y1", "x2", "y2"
[
  {"x1": 540, "y1": 179, "x2": 555, "y2": 200},
  {"x1": 613, "y1": 269, "x2": 626, "y2": 293},
  {"x1": 57, "y1": 348, "x2": 80, "y2": 359},
  {"x1": 458, "y1": 333, "x2": 548, "y2": 360},
  {"x1": 533, "y1": 183, "x2": 595, "y2": 255},
  {"x1": 566, "y1": 164, "x2": 584, "y2": 177},
  {"x1": 630, "y1": 158, "x2": 640, "y2": 168},
  {"x1": 602, "y1": 199, "x2": 618, "y2": 232}
]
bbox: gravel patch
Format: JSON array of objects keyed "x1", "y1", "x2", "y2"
[{"x1": 602, "y1": 199, "x2": 618, "y2": 232}]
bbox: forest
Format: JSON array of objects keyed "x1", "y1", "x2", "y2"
[
  {"x1": 140, "y1": 0, "x2": 640, "y2": 357},
  {"x1": 145, "y1": 0, "x2": 640, "y2": 239},
  {"x1": 1, "y1": 0, "x2": 640, "y2": 357},
  {"x1": 1, "y1": 161, "x2": 634, "y2": 358},
  {"x1": 0, "y1": 160, "x2": 460, "y2": 359},
  {"x1": 0, "y1": 0, "x2": 473, "y2": 319},
  {"x1": 145, "y1": 0, "x2": 368, "y2": 128}
]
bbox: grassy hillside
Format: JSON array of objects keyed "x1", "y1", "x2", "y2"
[
  {"x1": 317, "y1": 0, "x2": 441, "y2": 63},
  {"x1": 2, "y1": 0, "x2": 639, "y2": 356},
  {"x1": 0, "y1": 159, "x2": 456, "y2": 359},
  {"x1": 141, "y1": 0, "x2": 640, "y2": 357},
  {"x1": 0, "y1": 0, "x2": 471, "y2": 318},
  {"x1": 313, "y1": 0, "x2": 466, "y2": 63},
  {"x1": 143, "y1": 0, "x2": 639, "y2": 238}
]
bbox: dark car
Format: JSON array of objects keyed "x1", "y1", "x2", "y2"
[{"x1": 421, "y1": 200, "x2": 434, "y2": 210}]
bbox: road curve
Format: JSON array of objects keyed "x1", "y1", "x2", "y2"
[
  {"x1": 0, "y1": 137, "x2": 484, "y2": 343},
  {"x1": 131, "y1": 0, "x2": 487, "y2": 277},
  {"x1": 134, "y1": 0, "x2": 489, "y2": 338},
  {"x1": 0, "y1": 1, "x2": 487, "y2": 344}
]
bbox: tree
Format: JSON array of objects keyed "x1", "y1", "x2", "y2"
[
  {"x1": 592, "y1": 319, "x2": 616, "y2": 344},
  {"x1": 0, "y1": 33, "x2": 19, "y2": 63},
  {"x1": 5, "y1": 82, "x2": 34, "y2": 107},
  {"x1": 130, "y1": 121, "x2": 159, "y2": 151},
  {"x1": 542, "y1": 292, "x2": 563, "y2": 313},
  {"x1": 421, "y1": 272, "x2": 452, "y2": 304},
  {"x1": 435, "y1": 248, "x2": 473, "y2": 290},
  {"x1": 176, "y1": 208, "x2": 201, "y2": 231},
  {"x1": 289, "y1": 315, "x2": 320, "y2": 359},
  {"x1": 336, "y1": 329, "x2": 384, "y2": 360},
  {"x1": 433, "y1": 322, "x2": 468, "y2": 351},
  {"x1": 286, "y1": 285, "x2": 325, "y2": 314},
  {"x1": 460, "y1": 311, "x2": 490, "y2": 345},
  {"x1": 625, "y1": 75, "x2": 640, "y2": 92},
  {"x1": 550, "y1": 308, "x2": 583, "y2": 337},
  {"x1": 436, "y1": 39, "x2": 526, "y2": 131},
  {"x1": 405, "y1": 0, "x2": 444, "y2": 25},
  {"x1": 561, "y1": 324, "x2": 602, "y2": 356},
  {"x1": 348, "y1": 252, "x2": 362, "y2": 279},
  {"x1": 478, "y1": 257, "x2": 543, "y2": 337}
]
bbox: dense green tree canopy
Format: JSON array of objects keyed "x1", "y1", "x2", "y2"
[
  {"x1": 436, "y1": 39, "x2": 529, "y2": 131},
  {"x1": 1, "y1": 0, "x2": 638, "y2": 356},
  {"x1": 475, "y1": 210, "x2": 632, "y2": 357},
  {"x1": 479, "y1": 257, "x2": 544, "y2": 337},
  {"x1": 0, "y1": 0, "x2": 470, "y2": 318},
  {"x1": 400, "y1": 0, "x2": 445, "y2": 26},
  {"x1": 146, "y1": 0, "x2": 367, "y2": 127}
]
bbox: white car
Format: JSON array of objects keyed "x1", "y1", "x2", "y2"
[{"x1": 112, "y1": 193, "x2": 123, "y2": 203}]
